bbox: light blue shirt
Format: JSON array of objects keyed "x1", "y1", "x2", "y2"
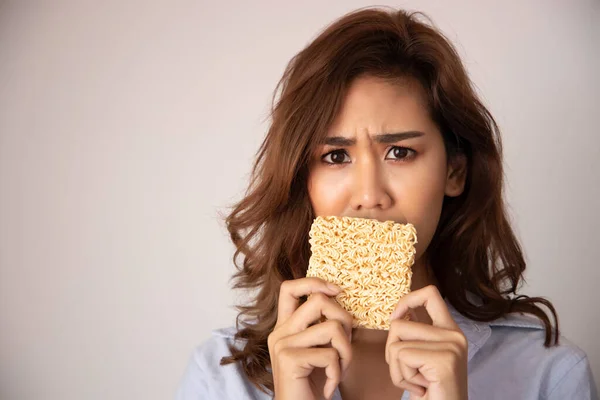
[{"x1": 176, "y1": 302, "x2": 598, "y2": 399}]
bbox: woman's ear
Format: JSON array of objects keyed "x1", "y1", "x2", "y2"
[{"x1": 445, "y1": 154, "x2": 467, "y2": 197}]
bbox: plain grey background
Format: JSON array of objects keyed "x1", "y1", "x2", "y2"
[{"x1": 0, "y1": 1, "x2": 598, "y2": 399}]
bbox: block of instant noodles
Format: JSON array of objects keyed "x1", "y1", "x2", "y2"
[{"x1": 306, "y1": 216, "x2": 417, "y2": 330}]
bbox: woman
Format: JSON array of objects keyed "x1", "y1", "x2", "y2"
[{"x1": 177, "y1": 7, "x2": 597, "y2": 400}]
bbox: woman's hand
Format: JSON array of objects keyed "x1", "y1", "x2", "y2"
[
  {"x1": 386, "y1": 285, "x2": 468, "y2": 400},
  {"x1": 268, "y1": 278, "x2": 354, "y2": 400}
]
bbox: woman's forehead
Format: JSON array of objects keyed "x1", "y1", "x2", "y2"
[{"x1": 325, "y1": 76, "x2": 434, "y2": 140}]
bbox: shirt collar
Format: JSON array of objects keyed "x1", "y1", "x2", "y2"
[
  {"x1": 445, "y1": 293, "x2": 545, "y2": 361},
  {"x1": 215, "y1": 294, "x2": 544, "y2": 363},
  {"x1": 445, "y1": 300, "x2": 492, "y2": 362},
  {"x1": 217, "y1": 308, "x2": 493, "y2": 363}
]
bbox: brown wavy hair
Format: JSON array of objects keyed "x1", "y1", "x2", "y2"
[{"x1": 220, "y1": 6, "x2": 559, "y2": 394}]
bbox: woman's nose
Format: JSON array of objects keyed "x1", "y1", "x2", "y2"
[{"x1": 349, "y1": 158, "x2": 393, "y2": 211}]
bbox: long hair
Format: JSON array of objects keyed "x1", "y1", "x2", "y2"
[{"x1": 220, "y1": 7, "x2": 559, "y2": 394}]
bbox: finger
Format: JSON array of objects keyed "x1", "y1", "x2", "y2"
[
  {"x1": 388, "y1": 341, "x2": 426, "y2": 387},
  {"x1": 277, "y1": 320, "x2": 353, "y2": 375},
  {"x1": 389, "y1": 348, "x2": 427, "y2": 396},
  {"x1": 385, "y1": 319, "x2": 464, "y2": 363},
  {"x1": 387, "y1": 318, "x2": 454, "y2": 343},
  {"x1": 391, "y1": 345, "x2": 463, "y2": 383},
  {"x1": 404, "y1": 371, "x2": 430, "y2": 389},
  {"x1": 279, "y1": 346, "x2": 341, "y2": 398},
  {"x1": 387, "y1": 342, "x2": 433, "y2": 388},
  {"x1": 305, "y1": 347, "x2": 342, "y2": 400},
  {"x1": 390, "y1": 285, "x2": 458, "y2": 330},
  {"x1": 386, "y1": 340, "x2": 462, "y2": 365},
  {"x1": 409, "y1": 392, "x2": 426, "y2": 400},
  {"x1": 277, "y1": 278, "x2": 342, "y2": 327},
  {"x1": 322, "y1": 348, "x2": 342, "y2": 400},
  {"x1": 283, "y1": 292, "x2": 353, "y2": 338}
]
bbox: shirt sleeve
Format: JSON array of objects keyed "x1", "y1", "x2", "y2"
[
  {"x1": 547, "y1": 355, "x2": 599, "y2": 400},
  {"x1": 175, "y1": 350, "x2": 209, "y2": 400}
]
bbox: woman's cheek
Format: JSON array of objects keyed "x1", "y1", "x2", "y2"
[
  {"x1": 308, "y1": 169, "x2": 349, "y2": 216},
  {"x1": 400, "y1": 172, "x2": 447, "y2": 261}
]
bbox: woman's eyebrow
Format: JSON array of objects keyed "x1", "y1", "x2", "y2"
[{"x1": 322, "y1": 131, "x2": 425, "y2": 146}]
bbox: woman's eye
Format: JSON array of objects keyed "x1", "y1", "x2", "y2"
[
  {"x1": 322, "y1": 150, "x2": 350, "y2": 164},
  {"x1": 385, "y1": 146, "x2": 415, "y2": 161},
  {"x1": 321, "y1": 147, "x2": 415, "y2": 165}
]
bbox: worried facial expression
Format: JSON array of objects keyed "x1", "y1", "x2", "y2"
[{"x1": 307, "y1": 76, "x2": 466, "y2": 263}]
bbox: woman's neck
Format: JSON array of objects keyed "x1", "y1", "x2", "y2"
[{"x1": 350, "y1": 258, "x2": 437, "y2": 345}]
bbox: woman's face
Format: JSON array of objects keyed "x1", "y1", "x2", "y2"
[{"x1": 307, "y1": 76, "x2": 466, "y2": 262}]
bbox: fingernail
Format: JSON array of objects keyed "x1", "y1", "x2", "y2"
[{"x1": 327, "y1": 283, "x2": 342, "y2": 292}]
